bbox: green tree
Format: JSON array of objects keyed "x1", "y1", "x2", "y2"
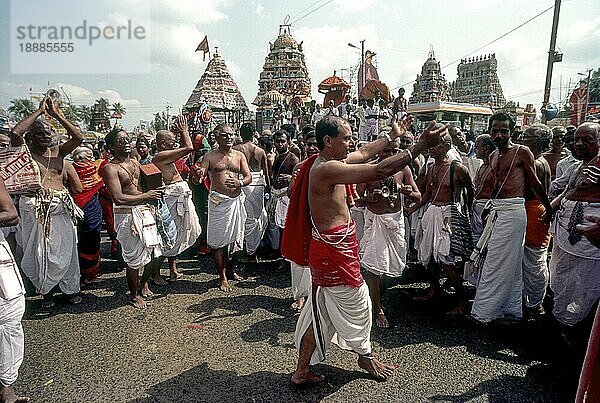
[
  {"x1": 151, "y1": 112, "x2": 167, "y2": 131},
  {"x1": 95, "y1": 98, "x2": 110, "y2": 114},
  {"x1": 111, "y1": 102, "x2": 126, "y2": 117},
  {"x1": 62, "y1": 104, "x2": 80, "y2": 123},
  {"x1": 77, "y1": 105, "x2": 92, "y2": 128},
  {"x1": 7, "y1": 98, "x2": 36, "y2": 120}
]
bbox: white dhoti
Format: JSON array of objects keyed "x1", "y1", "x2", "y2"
[
  {"x1": 17, "y1": 193, "x2": 81, "y2": 295},
  {"x1": 350, "y1": 206, "x2": 365, "y2": 243},
  {"x1": 360, "y1": 209, "x2": 406, "y2": 277},
  {"x1": 114, "y1": 205, "x2": 162, "y2": 270},
  {"x1": 162, "y1": 181, "x2": 201, "y2": 257},
  {"x1": 522, "y1": 246, "x2": 549, "y2": 309},
  {"x1": 416, "y1": 204, "x2": 453, "y2": 266},
  {"x1": 207, "y1": 191, "x2": 246, "y2": 252},
  {"x1": 290, "y1": 262, "x2": 311, "y2": 300},
  {"x1": 363, "y1": 122, "x2": 378, "y2": 140},
  {"x1": 295, "y1": 283, "x2": 372, "y2": 364},
  {"x1": 242, "y1": 171, "x2": 268, "y2": 255},
  {"x1": 0, "y1": 231, "x2": 25, "y2": 387},
  {"x1": 471, "y1": 198, "x2": 526, "y2": 323},
  {"x1": 549, "y1": 200, "x2": 600, "y2": 326},
  {"x1": 273, "y1": 187, "x2": 289, "y2": 229}
]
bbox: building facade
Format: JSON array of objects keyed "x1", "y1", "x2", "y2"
[{"x1": 450, "y1": 54, "x2": 506, "y2": 109}]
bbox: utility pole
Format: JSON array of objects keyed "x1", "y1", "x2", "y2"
[
  {"x1": 165, "y1": 102, "x2": 171, "y2": 128},
  {"x1": 541, "y1": 0, "x2": 563, "y2": 123},
  {"x1": 584, "y1": 68, "x2": 592, "y2": 122},
  {"x1": 360, "y1": 39, "x2": 365, "y2": 95}
]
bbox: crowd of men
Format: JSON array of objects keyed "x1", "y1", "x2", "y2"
[{"x1": 0, "y1": 93, "x2": 599, "y2": 399}]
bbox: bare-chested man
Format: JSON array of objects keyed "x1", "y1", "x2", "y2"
[
  {"x1": 10, "y1": 95, "x2": 83, "y2": 308},
  {"x1": 406, "y1": 129, "x2": 473, "y2": 314},
  {"x1": 234, "y1": 122, "x2": 270, "y2": 257},
  {"x1": 0, "y1": 178, "x2": 29, "y2": 403},
  {"x1": 470, "y1": 112, "x2": 552, "y2": 324},
  {"x1": 102, "y1": 129, "x2": 164, "y2": 308},
  {"x1": 549, "y1": 122, "x2": 600, "y2": 326},
  {"x1": 152, "y1": 116, "x2": 201, "y2": 282},
  {"x1": 358, "y1": 138, "x2": 421, "y2": 327},
  {"x1": 269, "y1": 130, "x2": 299, "y2": 245},
  {"x1": 197, "y1": 124, "x2": 251, "y2": 292},
  {"x1": 285, "y1": 116, "x2": 445, "y2": 386},
  {"x1": 519, "y1": 124, "x2": 552, "y2": 317}
]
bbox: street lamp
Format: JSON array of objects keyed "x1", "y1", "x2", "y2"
[
  {"x1": 348, "y1": 40, "x2": 365, "y2": 93},
  {"x1": 578, "y1": 69, "x2": 592, "y2": 122}
]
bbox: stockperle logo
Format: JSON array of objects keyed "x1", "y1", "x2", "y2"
[{"x1": 10, "y1": 0, "x2": 151, "y2": 74}]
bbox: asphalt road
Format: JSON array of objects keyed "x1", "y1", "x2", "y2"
[{"x1": 16, "y1": 250, "x2": 580, "y2": 402}]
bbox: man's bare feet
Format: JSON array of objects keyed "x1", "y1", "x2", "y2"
[
  {"x1": 290, "y1": 371, "x2": 325, "y2": 388},
  {"x1": 67, "y1": 293, "x2": 83, "y2": 305},
  {"x1": 83, "y1": 276, "x2": 103, "y2": 285},
  {"x1": 375, "y1": 311, "x2": 390, "y2": 328},
  {"x1": 228, "y1": 272, "x2": 243, "y2": 281},
  {"x1": 141, "y1": 283, "x2": 154, "y2": 298},
  {"x1": 357, "y1": 354, "x2": 395, "y2": 381},
  {"x1": 129, "y1": 295, "x2": 147, "y2": 309},
  {"x1": 168, "y1": 271, "x2": 184, "y2": 282},
  {"x1": 219, "y1": 280, "x2": 232, "y2": 292},
  {"x1": 0, "y1": 385, "x2": 30, "y2": 403},
  {"x1": 41, "y1": 294, "x2": 55, "y2": 309},
  {"x1": 151, "y1": 275, "x2": 168, "y2": 286}
]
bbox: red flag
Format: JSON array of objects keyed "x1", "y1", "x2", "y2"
[{"x1": 195, "y1": 35, "x2": 209, "y2": 61}]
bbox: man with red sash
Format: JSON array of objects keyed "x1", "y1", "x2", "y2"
[{"x1": 283, "y1": 115, "x2": 445, "y2": 386}]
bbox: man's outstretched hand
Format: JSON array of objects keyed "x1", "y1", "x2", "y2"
[
  {"x1": 389, "y1": 115, "x2": 413, "y2": 140},
  {"x1": 418, "y1": 120, "x2": 448, "y2": 148}
]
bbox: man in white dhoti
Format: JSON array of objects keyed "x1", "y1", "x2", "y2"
[
  {"x1": 363, "y1": 99, "x2": 380, "y2": 142},
  {"x1": 103, "y1": 129, "x2": 165, "y2": 308},
  {"x1": 197, "y1": 124, "x2": 251, "y2": 292},
  {"x1": 153, "y1": 116, "x2": 201, "y2": 282},
  {"x1": 0, "y1": 180, "x2": 28, "y2": 403},
  {"x1": 10, "y1": 95, "x2": 84, "y2": 309},
  {"x1": 234, "y1": 123, "x2": 269, "y2": 258},
  {"x1": 470, "y1": 113, "x2": 552, "y2": 324},
  {"x1": 265, "y1": 130, "x2": 298, "y2": 256},
  {"x1": 357, "y1": 138, "x2": 420, "y2": 327},
  {"x1": 406, "y1": 130, "x2": 473, "y2": 314},
  {"x1": 549, "y1": 122, "x2": 600, "y2": 327},
  {"x1": 285, "y1": 116, "x2": 446, "y2": 386}
]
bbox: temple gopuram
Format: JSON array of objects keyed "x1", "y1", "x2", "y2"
[
  {"x1": 253, "y1": 24, "x2": 311, "y2": 130},
  {"x1": 184, "y1": 49, "x2": 248, "y2": 130},
  {"x1": 409, "y1": 48, "x2": 451, "y2": 104},
  {"x1": 450, "y1": 54, "x2": 506, "y2": 109}
]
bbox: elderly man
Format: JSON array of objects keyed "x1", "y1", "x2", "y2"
[
  {"x1": 470, "y1": 113, "x2": 552, "y2": 324},
  {"x1": 0, "y1": 178, "x2": 28, "y2": 403},
  {"x1": 10, "y1": 95, "x2": 83, "y2": 308},
  {"x1": 283, "y1": 115, "x2": 446, "y2": 386},
  {"x1": 197, "y1": 124, "x2": 251, "y2": 292},
  {"x1": 233, "y1": 122, "x2": 269, "y2": 258},
  {"x1": 519, "y1": 124, "x2": 552, "y2": 317},
  {"x1": 549, "y1": 122, "x2": 600, "y2": 327},
  {"x1": 152, "y1": 116, "x2": 201, "y2": 282},
  {"x1": 551, "y1": 125, "x2": 580, "y2": 197},
  {"x1": 543, "y1": 126, "x2": 569, "y2": 180},
  {"x1": 102, "y1": 128, "x2": 164, "y2": 308}
]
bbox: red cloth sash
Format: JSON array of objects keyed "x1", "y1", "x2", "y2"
[
  {"x1": 309, "y1": 219, "x2": 363, "y2": 288},
  {"x1": 73, "y1": 160, "x2": 104, "y2": 208},
  {"x1": 281, "y1": 154, "x2": 318, "y2": 266}
]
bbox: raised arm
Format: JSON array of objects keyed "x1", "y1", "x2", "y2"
[
  {"x1": 346, "y1": 116, "x2": 414, "y2": 164},
  {"x1": 10, "y1": 95, "x2": 48, "y2": 146},
  {"x1": 152, "y1": 116, "x2": 193, "y2": 165},
  {"x1": 42, "y1": 98, "x2": 83, "y2": 157}
]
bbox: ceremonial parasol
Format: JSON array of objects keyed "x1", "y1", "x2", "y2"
[{"x1": 318, "y1": 71, "x2": 350, "y2": 107}]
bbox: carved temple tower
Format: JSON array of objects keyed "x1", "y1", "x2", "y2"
[
  {"x1": 409, "y1": 47, "x2": 451, "y2": 104},
  {"x1": 450, "y1": 54, "x2": 506, "y2": 109}
]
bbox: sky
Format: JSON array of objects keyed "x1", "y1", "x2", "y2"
[{"x1": 1, "y1": 0, "x2": 599, "y2": 129}]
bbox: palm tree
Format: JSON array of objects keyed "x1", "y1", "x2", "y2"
[
  {"x1": 62, "y1": 104, "x2": 80, "y2": 123},
  {"x1": 95, "y1": 97, "x2": 110, "y2": 114},
  {"x1": 7, "y1": 98, "x2": 36, "y2": 120},
  {"x1": 111, "y1": 102, "x2": 126, "y2": 117},
  {"x1": 77, "y1": 105, "x2": 92, "y2": 128}
]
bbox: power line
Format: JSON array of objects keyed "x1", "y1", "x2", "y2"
[
  {"x1": 390, "y1": 4, "x2": 555, "y2": 92},
  {"x1": 289, "y1": 0, "x2": 328, "y2": 21},
  {"x1": 290, "y1": 0, "x2": 334, "y2": 25}
]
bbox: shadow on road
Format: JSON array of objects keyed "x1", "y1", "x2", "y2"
[{"x1": 137, "y1": 362, "x2": 369, "y2": 403}]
